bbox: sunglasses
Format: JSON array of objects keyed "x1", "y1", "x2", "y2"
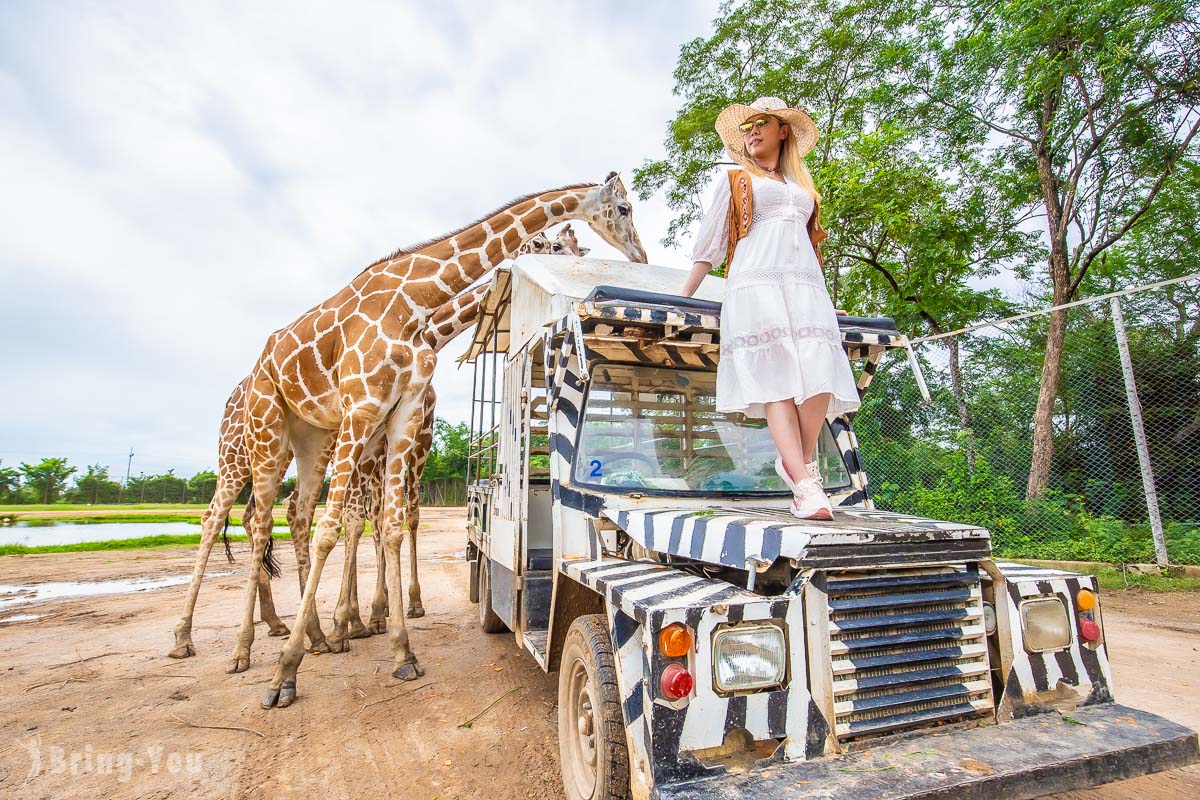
[{"x1": 739, "y1": 117, "x2": 773, "y2": 133}]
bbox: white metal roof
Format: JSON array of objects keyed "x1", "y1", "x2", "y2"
[{"x1": 463, "y1": 254, "x2": 726, "y2": 360}]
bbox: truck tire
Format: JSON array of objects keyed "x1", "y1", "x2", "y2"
[
  {"x1": 477, "y1": 556, "x2": 507, "y2": 633},
  {"x1": 468, "y1": 554, "x2": 480, "y2": 604},
  {"x1": 558, "y1": 614, "x2": 630, "y2": 800}
]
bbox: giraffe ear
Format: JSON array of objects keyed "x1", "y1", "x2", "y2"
[{"x1": 579, "y1": 246, "x2": 591, "y2": 256}]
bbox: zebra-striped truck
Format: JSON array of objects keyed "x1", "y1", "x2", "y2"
[{"x1": 461, "y1": 254, "x2": 1197, "y2": 800}]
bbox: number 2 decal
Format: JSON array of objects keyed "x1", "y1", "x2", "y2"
[{"x1": 588, "y1": 460, "x2": 602, "y2": 477}]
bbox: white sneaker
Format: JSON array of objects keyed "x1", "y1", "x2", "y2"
[
  {"x1": 790, "y1": 477, "x2": 833, "y2": 520},
  {"x1": 806, "y1": 461, "x2": 823, "y2": 487}
]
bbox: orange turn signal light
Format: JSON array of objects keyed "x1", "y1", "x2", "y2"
[
  {"x1": 1076, "y1": 589, "x2": 1097, "y2": 611},
  {"x1": 658, "y1": 623, "x2": 693, "y2": 658}
]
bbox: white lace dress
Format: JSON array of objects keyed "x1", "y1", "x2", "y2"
[{"x1": 692, "y1": 171, "x2": 861, "y2": 420}]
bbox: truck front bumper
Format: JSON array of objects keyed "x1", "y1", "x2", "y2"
[{"x1": 656, "y1": 704, "x2": 1197, "y2": 800}]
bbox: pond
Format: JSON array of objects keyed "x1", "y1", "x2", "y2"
[{"x1": 0, "y1": 520, "x2": 248, "y2": 548}]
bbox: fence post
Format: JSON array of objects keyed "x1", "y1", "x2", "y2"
[{"x1": 1110, "y1": 297, "x2": 1169, "y2": 567}]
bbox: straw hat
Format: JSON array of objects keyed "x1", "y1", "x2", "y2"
[{"x1": 715, "y1": 96, "x2": 819, "y2": 164}]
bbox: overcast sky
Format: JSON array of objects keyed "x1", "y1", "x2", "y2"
[{"x1": 0, "y1": 1, "x2": 723, "y2": 479}]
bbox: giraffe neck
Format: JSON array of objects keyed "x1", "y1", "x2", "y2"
[
  {"x1": 359, "y1": 185, "x2": 595, "y2": 316},
  {"x1": 426, "y1": 284, "x2": 488, "y2": 352}
]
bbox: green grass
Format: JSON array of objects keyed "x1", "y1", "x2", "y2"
[
  {"x1": 0, "y1": 503, "x2": 210, "y2": 512},
  {"x1": 4, "y1": 514, "x2": 293, "y2": 526},
  {"x1": 1089, "y1": 566, "x2": 1200, "y2": 593},
  {"x1": 0, "y1": 531, "x2": 294, "y2": 556}
]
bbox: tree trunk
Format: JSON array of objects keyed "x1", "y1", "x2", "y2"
[
  {"x1": 1027, "y1": 271, "x2": 1072, "y2": 498},
  {"x1": 1026, "y1": 96, "x2": 1072, "y2": 499}
]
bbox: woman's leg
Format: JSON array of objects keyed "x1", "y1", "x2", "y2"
[
  {"x1": 764, "y1": 400, "x2": 807, "y2": 483},
  {"x1": 798, "y1": 393, "x2": 832, "y2": 464}
]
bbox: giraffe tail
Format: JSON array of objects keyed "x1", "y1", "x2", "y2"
[
  {"x1": 246, "y1": 494, "x2": 283, "y2": 580},
  {"x1": 221, "y1": 513, "x2": 235, "y2": 564}
]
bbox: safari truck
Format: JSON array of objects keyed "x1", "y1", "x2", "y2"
[{"x1": 460, "y1": 254, "x2": 1198, "y2": 800}]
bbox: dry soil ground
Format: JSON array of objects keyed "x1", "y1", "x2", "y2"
[{"x1": 0, "y1": 507, "x2": 1196, "y2": 799}]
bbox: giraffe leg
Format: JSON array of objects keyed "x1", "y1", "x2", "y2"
[
  {"x1": 347, "y1": 512, "x2": 372, "y2": 639},
  {"x1": 404, "y1": 388, "x2": 434, "y2": 619},
  {"x1": 228, "y1": 489, "x2": 280, "y2": 674},
  {"x1": 378, "y1": 380, "x2": 434, "y2": 681},
  {"x1": 288, "y1": 426, "x2": 335, "y2": 653},
  {"x1": 170, "y1": 474, "x2": 243, "y2": 658},
  {"x1": 405, "y1": 502, "x2": 423, "y2": 619},
  {"x1": 263, "y1": 405, "x2": 383, "y2": 708},
  {"x1": 257, "y1": 566, "x2": 289, "y2": 637},
  {"x1": 329, "y1": 497, "x2": 367, "y2": 652},
  {"x1": 367, "y1": 502, "x2": 389, "y2": 635}
]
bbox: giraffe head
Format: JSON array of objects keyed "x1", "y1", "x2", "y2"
[
  {"x1": 554, "y1": 224, "x2": 590, "y2": 257},
  {"x1": 572, "y1": 172, "x2": 647, "y2": 263},
  {"x1": 517, "y1": 232, "x2": 564, "y2": 256}
]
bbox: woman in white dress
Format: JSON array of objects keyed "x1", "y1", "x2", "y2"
[{"x1": 681, "y1": 97, "x2": 860, "y2": 520}]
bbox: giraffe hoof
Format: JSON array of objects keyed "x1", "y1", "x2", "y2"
[
  {"x1": 307, "y1": 639, "x2": 332, "y2": 655},
  {"x1": 367, "y1": 619, "x2": 388, "y2": 635},
  {"x1": 168, "y1": 642, "x2": 196, "y2": 659},
  {"x1": 349, "y1": 624, "x2": 373, "y2": 640},
  {"x1": 276, "y1": 679, "x2": 297, "y2": 707},
  {"x1": 227, "y1": 653, "x2": 251, "y2": 674},
  {"x1": 267, "y1": 623, "x2": 291, "y2": 637},
  {"x1": 406, "y1": 605, "x2": 425, "y2": 619},
  {"x1": 327, "y1": 637, "x2": 350, "y2": 654},
  {"x1": 391, "y1": 659, "x2": 424, "y2": 681}
]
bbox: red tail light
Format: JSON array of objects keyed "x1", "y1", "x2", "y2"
[
  {"x1": 660, "y1": 663, "x2": 694, "y2": 700},
  {"x1": 1080, "y1": 618, "x2": 1101, "y2": 642}
]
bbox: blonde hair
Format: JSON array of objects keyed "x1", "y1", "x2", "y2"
[{"x1": 739, "y1": 116, "x2": 822, "y2": 203}]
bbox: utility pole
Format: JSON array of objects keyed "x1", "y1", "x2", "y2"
[
  {"x1": 1111, "y1": 297, "x2": 1168, "y2": 567},
  {"x1": 124, "y1": 448, "x2": 134, "y2": 488}
]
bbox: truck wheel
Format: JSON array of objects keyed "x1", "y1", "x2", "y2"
[
  {"x1": 558, "y1": 614, "x2": 630, "y2": 800},
  {"x1": 478, "y1": 556, "x2": 507, "y2": 633}
]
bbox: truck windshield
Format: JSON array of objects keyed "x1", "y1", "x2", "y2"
[{"x1": 573, "y1": 363, "x2": 850, "y2": 495}]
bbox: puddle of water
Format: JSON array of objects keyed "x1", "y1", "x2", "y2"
[
  {"x1": 0, "y1": 521, "x2": 248, "y2": 547},
  {"x1": 420, "y1": 551, "x2": 467, "y2": 563},
  {"x1": 0, "y1": 613, "x2": 45, "y2": 623},
  {"x1": 0, "y1": 572, "x2": 232, "y2": 612}
]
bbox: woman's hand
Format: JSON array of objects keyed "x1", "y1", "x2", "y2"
[
  {"x1": 835, "y1": 309, "x2": 849, "y2": 316},
  {"x1": 681, "y1": 261, "x2": 713, "y2": 297}
]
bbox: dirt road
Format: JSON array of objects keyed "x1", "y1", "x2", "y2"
[{"x1": 0, "y1": 508, "x2": 1196, "y2": 799}]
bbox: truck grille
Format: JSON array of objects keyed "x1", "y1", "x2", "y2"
[{"x1": 824, "y1": 565, "x2": 994, "y2": 741}]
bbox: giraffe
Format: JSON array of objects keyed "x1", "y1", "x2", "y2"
[
  {"x1": 168, "y1": 283, "x2": 491, "y2": 668},
  {"x1": 168, "y1": 378, "x2": 330, "y2": 662},
  {"x1": 329, "y1": 283, "x2": 490, "y2": 651},
  {"x1": 554, "y1": 223, "x2": 590, "y2": 256},
  {"x1": 305, "y1": 225, "x2": 593, "y2": 651},
  {"x1": 249, "y1": 174, "x2": 645, "y2": 709}
]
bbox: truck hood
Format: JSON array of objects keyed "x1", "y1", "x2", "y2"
[{"x1": 600, "y1": 502, "x2": 991, "y2": 570}]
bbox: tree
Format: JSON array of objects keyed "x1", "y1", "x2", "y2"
[
  {"x1": 917, "y1": 0, "x2": 1200, "y2": 497},
  {"x1": 634, "y1": 0, "x2": 1034, "y2": 465},
  {"x1": 69, "y1": 464, "x2": 123, "y2": 505},
  {"x1": 187, "y1": 470, "x2": 219, "y2": 504},
  {"x1": 0, "y1": 464, "x2": 20, "y2": 504},
  {"x1": 19, "y1": 458, "x2": 77, "y2": 504}
]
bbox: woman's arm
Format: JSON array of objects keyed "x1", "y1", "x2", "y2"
[
  {"x1": 681, "y1": 261, "x2": 712, "y2": 297},
  {"x1": 684, "y1": 176, "x2": 732, "y2": 296}
]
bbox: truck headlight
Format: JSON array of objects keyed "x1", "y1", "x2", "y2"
[
  {"x1": 713, "y1": 624, "x2": 786, "y2": 693},
  {"x1": 1020, "y1": 597, "x2": 1072, "y2": 653}
]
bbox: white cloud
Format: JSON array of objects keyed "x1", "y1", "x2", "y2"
[{"x1": 0, "y1": 0, "x2": 718, "y2": 477}]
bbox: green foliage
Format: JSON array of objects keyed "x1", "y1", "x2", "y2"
[
  {"x1": 19, "y1": 458, "x2": 76, "y2": 504},
  {"x1": 0, "y1": 466, "x2": 19, "y2": 504}
]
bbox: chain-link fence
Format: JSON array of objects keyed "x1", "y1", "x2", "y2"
[{"x1": 854, "y1": 277, "x2": 1200, "y2": 566}]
